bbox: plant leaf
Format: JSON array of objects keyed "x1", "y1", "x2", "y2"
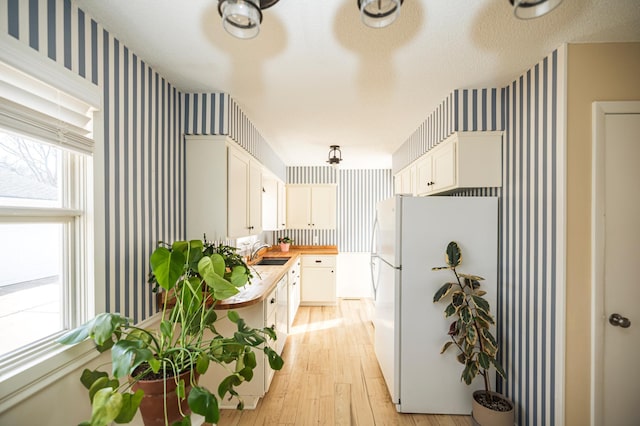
[
  {"x1": 228, "y1": 265, "x2": 249, "y2": 287},
  {"x1": 199, "y1": 257, "x2": 240, "y2": 300},
  {"x1": 444, "y1": 303, "x2": 456, "y2": 318},
  {"x1": 461, "y1": 360, "x2": 479, "y2": 385},
  {"x1": 451, "y1": 291, "x2": 465, "y2": 308},
  {"x1": 264, "y1": 346, "x2": 284, "y2": 370},
  {"x1": 471, "y1": 295, "x2": 490, "y2": 314},
  {"x1": 188, "y1": 386, "x2": 220, "y2": 424},
  {"x1": 80, "y1": 369, "x2": 109, "y2": 391},
  {"x1": 433, "y1": 283, "x2": 453, "y2": 303},
  {"x1": 150, "y1": 246, "x2": 186, "y2": 290},
  {"x1": 89, "y1": 377, "x2": 120, "y2": 403},
  {"x1": 445, "y1": 241, "x2": 462, "y2": 268},
  {"x1": 476, "y1": 308, "x2": 495, "y2": 325},
  {"x1": 459, "y1": 306, "x2": 472, "y2": 323},
  {"x1": 466, "y1": 324, "x2": 477, "y2": 346},
  {"x1": 113, "y1": 390, "x2": 144, "y2": 424},
  {"x1": 196, "y1": 353, "x2": 210, "y2": 375},
  {"x1": 491, "y1": 357, "x2": 507, "y2": 380},
  {"x1": 477, "y1": 352, "x2": 491, "y2": 370},
  {"x1": 89, "y1": 388, "x2": 123, "y2": 426},
  {"x1": 111, "y1": 340, "x2": 154, "y2": 379},
  {"x1": 458, "y1": 273, "x2": 485, "y2": 281},
  {"x1": 440, "y1": 341, "x2": 454, "y2": 354}
]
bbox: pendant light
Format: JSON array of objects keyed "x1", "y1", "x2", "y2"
[
  {"x1": 358, "y1": 0, "x2": 403, "y2": 28},
  {"x1": 510, "y1": 0, "x2": 564, "y2": 19},
  {"x1": 327, "y1": 145, "x2": 343, "y2": 168},
  {"x1": 218, "y1": 0, "x2": 280, "y2": 39}
]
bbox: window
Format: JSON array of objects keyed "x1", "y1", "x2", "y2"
[
  {"x1": 0, "y1": 57, "x2": 100, "y2": 409},
  {"x1": 0, "y1": 129, "x2": 87, "y2": 358}
]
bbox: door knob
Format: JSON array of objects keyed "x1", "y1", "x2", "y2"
[{"x1": 609, "y1": 313, "x2": 631, "y2": 328}]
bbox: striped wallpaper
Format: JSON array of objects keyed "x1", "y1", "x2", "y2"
[
  {"x1": 183, "y1": 92, "x2": 286, "y2": 181},
  {"x1": 4, "y1": 0, "x2": 185, "y2": 324},
  {"x1": 392, "y1": 88, "x2": 503, "y2": 173},
  {"x1": 500, "y1": 48, "x2": 566, "y2": 426},
  {"x1": 395, "y1": 54, "x2": 566, "y2": 425},
  {"x1": 278, "y1": 167, "x2": 393, "y2": 252}
]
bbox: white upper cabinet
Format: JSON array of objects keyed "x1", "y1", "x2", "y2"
[
  {"x1": 394, "y1": 164, "x2": 416, "y2": 195},
  {"x1": 185, "y1": 135, "x2": 262, "y2": 240},
  {"x1": 262, "y1": 174, "x2": 286, "y2": 231},
  {"x1": 228, "y1": 145, "x2": 262, "y2": 237},
  {"x1": 286, "y1": 184, "x2": 336, "y2": 229},
  {"x1": 399, "y1": 131, "x2": 503, "y2": 196}
]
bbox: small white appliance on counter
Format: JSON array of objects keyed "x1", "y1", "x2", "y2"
[{"x1": 370, "y1": 195, "x2": 498, "y2": 414}]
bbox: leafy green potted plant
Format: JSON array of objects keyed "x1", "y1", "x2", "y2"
[
  {"x1": 57, "y1": 239, "x2": 284, "y2": 426},
  {"x1": 432, "y1": 241, "x2": 514, "y2": 426},
  {"x1": 277, "y1": 236, "x2": 293, "y2": 252}
]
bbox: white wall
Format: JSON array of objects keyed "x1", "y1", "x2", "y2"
[{"x1": 336, "y1": 252, "x2": 373, "y2": 299}]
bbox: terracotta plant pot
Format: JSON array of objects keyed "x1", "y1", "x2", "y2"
[
  {"x1": 279, "y1": 243, "x2": 290, "y2": 252},
  {"x1": 131, "y1": 370, "x2": 198, "y2": 426},
  {"x1": 471, "y1": 390, "x2": 514, "y2": 426}
]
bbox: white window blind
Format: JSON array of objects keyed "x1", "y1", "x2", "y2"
[{"x1": 0, "y1": 61, "x2": 94, "y2": 155}]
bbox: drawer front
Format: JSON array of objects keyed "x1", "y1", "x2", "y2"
[
  {"x1": 301, "y1": 255, "x2": 336, "y2": 268},
  {"x1": 265, "y1": 287, "x2": 278, "y2": 320}
]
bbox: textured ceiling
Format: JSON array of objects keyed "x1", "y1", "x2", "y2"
[{"x1": 74, "y1": 0, "x2": 640, "y2": 168}]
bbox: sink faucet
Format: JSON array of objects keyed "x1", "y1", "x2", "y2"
[{"x1": 250, "y1": 242, "x2": 270, "y2": 261}]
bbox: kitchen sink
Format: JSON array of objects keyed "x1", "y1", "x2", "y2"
[{"x1": 255, "y1": 257, "x2": 290, "y2": 266}]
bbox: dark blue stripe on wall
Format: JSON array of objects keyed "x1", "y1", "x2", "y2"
[
  {"x1": 78, "y1": 9, "x2": 85, "y2": 77},
  {"x1": 201, "y1": 93, "x2": 207, "y2": 135},
  {"x1": 47, "y1": 0, "x2": 55, "y2": 60},
  {"x1": 63, "y1": 0, "x2": 71, "y2": 69},
  {"x1": 482, "y1": 89, "x2": 487, "y2": 130},
  {"x1": 140, "y1": 60, "x2": 147, "y2": 320},
  {"x1": 132, "y1": 53, "x2": 139, "y2": 323},
  {"x1": 91, "y1": 19, "x2": 98, "y2": 84},
  {"x1": 29, "y1": 0, "x2": 39, "y2": 49},
  {"x1": 541, "y1": 54, "x2": 548, "y2": 424},
  {"x1": 550, "y1": 48, "x2": 558, "y2": 426},
  {"x1": 123, "y1": 45, "x2": 131, "y2": 318},
  {"x1": 103, "y1": 27, "x2": 111, "y2": 313},
  {"x1": 532, "y1": 61, "x2": 540, "y2": 426},
  {"x1": 113, "y1": 37, "x2": 121, "y2": 314},
  {"x1": 8, "y1": 0, "x2": 18, "y2": 38}
]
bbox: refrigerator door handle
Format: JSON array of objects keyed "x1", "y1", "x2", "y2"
[{"x1": 370, "y1": 214, "x2": 379, "y2": 299}]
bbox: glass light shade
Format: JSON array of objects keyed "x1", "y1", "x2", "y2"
[
  {"x1": 359, "y1": 0, "x2": 402, "y2": 29},
  {"x1": 219, "y1": 0, "x2": 262, "y2": 39},
  {"x1": 511, "y1": 0, "x2": 564, "y2": 19}
]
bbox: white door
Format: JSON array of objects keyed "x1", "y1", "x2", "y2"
[{"x1": 593, "y1": 102, "x2": 640, "y2": 426}]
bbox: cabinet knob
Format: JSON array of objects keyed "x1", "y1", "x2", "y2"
[{"x1": 270, "y1": 298, "x2": 276, "y2": 304}]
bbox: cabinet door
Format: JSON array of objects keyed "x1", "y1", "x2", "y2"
[
  {"x1": 415, "y1": 155, "x2": 433, "y2": 195},
  {"x1": 400, "y1": 166, "x2": 415, "y2": 195},
  {"x1": 394, "y1": 174, "x2": 402, "y2": 195},
  {"x1": 277, "y1": 180, "x2": 286, "y2": 230},
  {"x1": 310, "y1": 185, "x2": 336, "y2": 229},
  {"x1": 249, "y1": 160, "x2": 262, "y2": 234},
  {"x1": 262, "y1": 176, "x2": 277, "y2": 231},
  {"x1": 286, "y1": 185, "x2": 312, "y2": 229},
  {"x1": 227, "y1": 149, "x2": 249, "y2": 237},
  {"x1": 301, "y1": 267, "x2": 336, "y2": 304},
  {"x1": 432, "y1": 141, "x2": 456, "y2": 191}
]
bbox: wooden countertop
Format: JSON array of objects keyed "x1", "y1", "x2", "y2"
[{"x1": 214, "y1": 245, "x2": 338, "y2": 310}]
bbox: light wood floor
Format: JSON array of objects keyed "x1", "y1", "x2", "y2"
[{"x1": 216, "y1": 299, "x2": 472, "y2": 426}]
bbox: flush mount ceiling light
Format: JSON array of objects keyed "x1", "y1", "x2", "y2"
[
  {"x1": 358, "y1": 0, "x2": 404, "y2": 28},
  {"x1": 510, "y1": 0, "x2": 564, "y2": 19},
  {"x1": 327, "y1": 145, "x2": 343, "y2": 167},
  {"x1": 218, "y1": 0, "x2": 280, "y2": 39}
]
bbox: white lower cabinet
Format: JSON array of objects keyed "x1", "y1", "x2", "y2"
[
  {"x1": 300, "y1": 255, "x2": 337, "y2": 306},
  {"x1": 200, "y1": 283, "x2": 284, "y2": 409},
  {"x1": 287, "y1": 258, "x2": 301, "y2": 333}
]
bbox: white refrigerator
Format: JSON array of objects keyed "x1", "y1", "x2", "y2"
[{"x1": 370, "y1": 195, "x2": 498, "y2": 414}]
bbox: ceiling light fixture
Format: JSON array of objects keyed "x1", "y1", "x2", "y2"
[
  {"x1": 510, "y1": 0, "x2": 564, "y2": 19},
  {"x1": 327, "y1": 145, "x2": 343, "y2": 168},
  {"x1": 218, "y1": 0, "x2": 280, "y2": 39},
  {"x1": 358, "y1": 0, "x2": 403, "y2": 28}
]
